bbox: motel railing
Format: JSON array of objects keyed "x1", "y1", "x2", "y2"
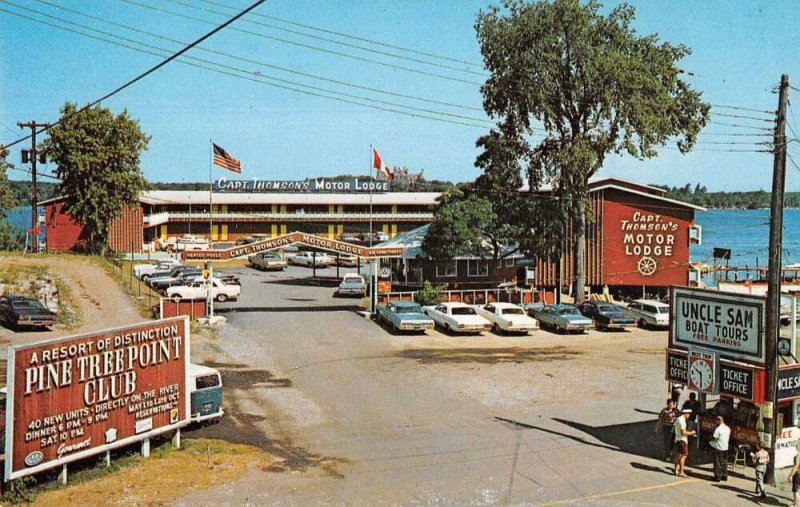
[{"x1": 144, "y1": 211, "x2": 434, "y2": 224}]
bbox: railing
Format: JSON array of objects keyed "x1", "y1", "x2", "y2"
[
  {"x1": 143, "y1": 211, "x2": 433, "y2": 223},
  {"x1": 379, "y1": 288, "x2": 536, "y2": 306}
]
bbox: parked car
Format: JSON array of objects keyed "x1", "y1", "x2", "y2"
[
  {"x1": 476, "y1": 302, "x2": 540, "y2": 335},
  {"x1": 289, "y1": 251, "x2": 336, "y2": 267},
  {"x1": 376, "y1": 301, "x2": 434, "y2": 332},
  {"x1": 133, "y1": 259, "x2": 182, "y2": 280},
  {"x1": 423, "y1": 302, "x2": 491, "y2": 334},
  {"x1": 236, "y1": 236, "x2": 258, "y2": 245},
  {"x1": 249, "y1": 252, "x2": 287, "y2": 271},
  {"x1": 150, "y1": 271, "x2": 204, "y2": 293},
  {"x1": 529, "y1": 304, "x2": 594, "y2": 333},
  {"x1": 146, "y1": 266, "x2": 202, "y2": 288},
  {"x1": 335, "y1": 274, "x2": 367, "y2": 297},
  {"x1": 166, "y1": 278, "x2": 241, "y2": 302},
  {"x1": 625, "y1": 299, "x2": 670, "y2": 329},
  {"x1": 174, "y1": 235, "x2": 210, "y2": 251},
  {"x1": 360, "y1": 232, "x2": 388, "y2": 245},
  {"x1": 0, "y1": 295, "x2": 57, "y2": 330},
  {"x1": 189, "y1": 363, "x2": 224, "y2": 422},
  {"x1": 336, "y1": 255, "x2": 361, "y2": 267},
  {"x1": 339, "y1": 233, "x2": 363, "y2": 244},
  {"x1": 577, "y1": 301, "x2": 636, "y2": 331}
]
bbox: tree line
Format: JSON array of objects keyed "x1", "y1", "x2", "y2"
[{"x1": 652, "y1": 183, "x2": 798, "y2": 209}]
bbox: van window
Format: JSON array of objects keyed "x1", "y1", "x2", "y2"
[{"x1": 195, "y1": 374, "x2": 220, "y2": 390}]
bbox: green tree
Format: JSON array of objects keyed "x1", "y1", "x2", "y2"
[
  {"x1": 476, "y1": 0, "x2": 709, "y2": 301},
  {"x1": 0, "y1": 148, "x2": 23, "y2": 250},
  {"x1": 44, "y1": 103, "x2": 150, "y2": 254}
]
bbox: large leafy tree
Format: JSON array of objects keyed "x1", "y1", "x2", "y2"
[
  {"x1": 0, "y1": 148, "x2": 23, "y2": 250},
  {"x1": 45, "y1": 103, "x2": 150, "y2": 254},
  {"x1": 476, "y1": 0, "x2": 709, "y2": 301}
]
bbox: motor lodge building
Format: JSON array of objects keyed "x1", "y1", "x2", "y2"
[{"x1": 41, "y1": 177, "x2": 702, "y2": 293}]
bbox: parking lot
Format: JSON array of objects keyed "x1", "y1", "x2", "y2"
[{"x1": 181, "y1": 263, "x2": 792, "y2": 505}]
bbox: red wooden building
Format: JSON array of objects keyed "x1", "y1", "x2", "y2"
[{"x1": 532, "y1": 178, "x2": 703, "y2": 295}]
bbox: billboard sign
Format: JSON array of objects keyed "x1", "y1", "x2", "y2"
[
  {"x1": 5, "y1": 317, "x2": 190, "y2": 480},
  {"x1": 670, "y1": 287, "x2": 766, "y2": 364},
  {"x1": 215, "y1": 177, "x2": 390, "y2": 193},
  {"x1": 665, "y1": 349, "x2": 764, "y2": 403}
]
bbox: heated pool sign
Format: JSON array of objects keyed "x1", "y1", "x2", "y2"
[{"x1": 670, "y1": 287, "x2": 765, "y2": 364}]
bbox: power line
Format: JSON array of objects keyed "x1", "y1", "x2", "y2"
[
  {"x1": 707, "y1": 120, "x2": 774, "y2": 132},
  {"x1": 0, "y1": 0, "x2": 267, "y2": 150},
  {"x1": 7, "y1": 165, "x2": 62, "y2": 181},
  {"x1": 0, "y1": 5, "x2": 493, "y2": 129},
  {"x1": 710, "y1": 103, "x2": 774, "y2": 115},
  {"x1": 119, "y1": 0, "x2": 484, "y2": 87},
  {"x1": 164, "y1": 0, "x2": 487, "y2": 77},
  {"x1": 699, "y1": 132, "x2": 772, "y2": 137},
  {"x1": 29, "y1": 0, "x2": 484, "y2": 113},
  {"x1": 194, "y1": 0, "x2": 485, "y2": 70},
  {"x1": 712, "y1": 111, "x2": 775, "y2": 124}
]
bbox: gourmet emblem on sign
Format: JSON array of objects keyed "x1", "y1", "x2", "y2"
[{"x1": 621, "y1": 212, "x2": 678, "y2": 276}]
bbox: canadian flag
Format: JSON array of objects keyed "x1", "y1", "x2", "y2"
[{"x1": 371, "y1": 147, "x2": 392, "y2": 180}]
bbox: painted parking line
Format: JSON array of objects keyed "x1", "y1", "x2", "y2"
[{"x1": 538, "y1": 478, "x2": 699, "y2": 506}]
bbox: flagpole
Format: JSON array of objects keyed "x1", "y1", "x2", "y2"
[
  {"x1": 368, "y1": 144, "x2": 373, "y2": 248},
  {"x1": 209, "y1": 140, "x2": 213, "y2": 243}
]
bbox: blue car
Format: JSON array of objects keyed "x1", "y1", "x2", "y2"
[
  {"x1": 528, "y1": 304, "x2": 594, "y2": 333},
  {"x1": 577, "y1": 301, "x2": 636, "y2": 331},
  {"x1": 376, "y1": 301, "x2": 434, "y2": 333}
]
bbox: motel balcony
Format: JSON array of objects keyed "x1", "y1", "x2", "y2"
[{"x1": 143, "y1": 211, "x2": 434, "y2": 225}]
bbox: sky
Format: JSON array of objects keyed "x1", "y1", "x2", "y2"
[{"x1": 1, "y1": 0, "x2": 799, "y2": 191}]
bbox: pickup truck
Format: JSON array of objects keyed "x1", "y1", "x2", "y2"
[
  {"x1": 166, "y1": 278, "x2": 241, "y2": 302},
  {"x1": 248, "y1": 252, "x2": 287, "y2": 271},
  {"x1": 0, "y1": 295, "x2": 58, "y2": 330},
  {"x1": 289, "y1": 252, "x2": 335, "y2": 267},
  {"x1": 133, "y1": 259, "x2": 182, "y2": 280},
  {"x1": 423, "y1": 302, "x2": 491, "y2": 334},
  {"x1": 475, "y1": 302, "x2": 539, "y2": 334},
  {"x1": 376, "y1": 301, "x2": 434, "y2": 332}
]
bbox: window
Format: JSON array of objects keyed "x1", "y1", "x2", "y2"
[
  {"x1": 505, "y1": 258, "x2": 515, "y2": 268},
  {"x1": 467, "y1": 259, "x2": 489, "y2": 277},
  {"x1": 435, "y1": 261, "x2": 457, "y2": 278},
  {"x1": 195, "y1": 374, "x2": 221, "y2": 390},
  {"x1": 689, "y1": 225, "x2": 702, "y2": 245}
]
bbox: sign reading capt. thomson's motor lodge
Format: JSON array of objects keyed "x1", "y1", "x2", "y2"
[{"x1": 5, "y1": 317, "x2": 190, "y2": 480}]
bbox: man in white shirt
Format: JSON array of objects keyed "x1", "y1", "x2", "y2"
[
  {"x1": 709, "y1": 416, "x2": 731, "y2": 481},
  {"x1": 674, "y1": 409, "x2": 696, "y2": 477}
]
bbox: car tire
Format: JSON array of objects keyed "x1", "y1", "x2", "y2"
[
  {"x1": 492, "y1": 323, "x2": 501, "y2": 335},
  {"x1": 216, "y1": 294, "x2": 229, "y2": 303},
  {"x1": 638, "y1": 318, "x2": 648, "y2": 329}
]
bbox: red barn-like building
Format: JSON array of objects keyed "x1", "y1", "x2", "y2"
[{"x1": 532, "y1": 178, "x2": 703, "y2": 294}]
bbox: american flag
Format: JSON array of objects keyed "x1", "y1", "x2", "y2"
[{"x1": 212, "y1": 143, "x2": 241, "y2": 173}]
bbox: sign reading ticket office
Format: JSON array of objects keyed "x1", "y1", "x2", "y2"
[
  {"x1": 5, "y1": 318, "x2": 190, "y2": 480},
  {"x1": 670, "y1": 287, "x2": 765, "y2": 364}
]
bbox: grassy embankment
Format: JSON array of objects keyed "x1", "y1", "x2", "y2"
[{"x1": 0, "y1": 258, "x2": 82, "y2": 328}]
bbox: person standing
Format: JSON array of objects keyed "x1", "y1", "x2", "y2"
[
  {"x1": 751, "y1": 444, "x2": 770, "y2": 499},
  {"x1": 788, "y1": 446, "x2": 800, "y2": 507},
  {"x1": 673, "y1": 409, "x2": 696, "y2": 477},
  {"x1": 709, "y1": 416, "x2": 730, "y2": 481},
  {"x1": 655, "y1": 399, "x2": 679, "y2": 460}
]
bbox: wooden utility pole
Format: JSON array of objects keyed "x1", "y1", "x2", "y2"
[
  {"x1": 765, "y1": 74, "x2": 789, "y2": 484},
  {"x1": 17, "y1": 121, "x2": 51, "y2": 253}
]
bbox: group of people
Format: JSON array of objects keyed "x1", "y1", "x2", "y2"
[{"x1": 655, "y1": 397, "x2": 794, "y2": 503}]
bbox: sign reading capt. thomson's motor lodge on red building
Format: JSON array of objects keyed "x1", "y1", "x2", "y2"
[
  {"x1": 5, "y1": 317, "x2": 190, "y2": 480},
  {"x1": 602, "y1": 194, "x2": 696, "y2": 286}
]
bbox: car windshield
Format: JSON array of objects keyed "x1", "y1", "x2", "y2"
[
  {"x1": 501, "y1": 308, "x2": 524, "y2": 315},
  {"x1": 396, "y1": 305, "x2": 422, "y2": 314},
  {"x1": 559, "y1": 308, "x2": 580, "y2": 316},
  {"x1": 656, "y1": 306, "x2": 669, "y2": 314},
  {"x1": 451, "y1": 307, "x2": 477, "y2": 316},
  {"x1": 11, "y1": 301, "x2": 38, "y2": 309}
]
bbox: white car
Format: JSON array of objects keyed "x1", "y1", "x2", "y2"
[
  {"x1": 624, "y1": 299, "x2": 670, "y2": 329},
  {"x1": 336, "y1": 274, "x2": 367, "y2": 297},
  {"x1": 175, "y1": 235, "x2": 210, "y2": 251},
  {"x1": 166, "y1": 278, "x2": 241, "y2": 302},
  {"x1": 423, "y1": 302, "x2": 492, "y2": 334},
  {"x1": 133, "y1": 259, "x2": 182, "y2": 280},
  {"x1": 289, "y1": 252, "x2": 336, "y2": 267},
  {"x1": 475, "y1": 302, "x2": 539, "y2": 334}
]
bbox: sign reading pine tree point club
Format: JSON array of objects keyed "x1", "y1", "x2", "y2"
[{"x1": 5, "y1": 317, "x2": 190, "y2": 480}]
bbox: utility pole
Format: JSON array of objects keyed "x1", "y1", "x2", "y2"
[
  {"x1": 764, "y1": 74, "x2": 789, "y2": 485},
  {"x1": 17, "y1": 121, "x2": 51, "y2": 253}
]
